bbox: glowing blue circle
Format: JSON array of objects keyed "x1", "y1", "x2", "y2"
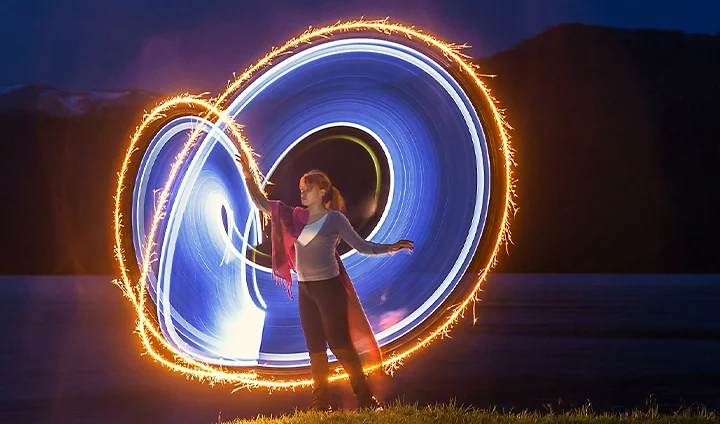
[{"x1": 131, "y1": 38, "x2": 491, "y2": 368}]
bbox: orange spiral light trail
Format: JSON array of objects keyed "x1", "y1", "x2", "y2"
[{"x1": 112, "y1": 18, "x2": 516, "y2": 392}]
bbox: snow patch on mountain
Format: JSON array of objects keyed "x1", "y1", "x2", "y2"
[{"x1": 0, "y1": 84, "x2": 161, "y2": 117}]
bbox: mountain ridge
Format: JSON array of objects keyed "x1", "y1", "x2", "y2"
[
  {"x1": 0, "y1": 83, "x2": 161, "y2": 117},
  {"x1": 2, "y1": 23, "x2": 718, "y2": 274}
]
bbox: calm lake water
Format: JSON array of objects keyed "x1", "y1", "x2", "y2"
[{"x1": 1, "y1": 274, "x2": 718, "y2": 423}]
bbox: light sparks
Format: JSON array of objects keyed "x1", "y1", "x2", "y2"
[{"x1": 112, "y1": 18, "x2": 516, "y2": 391}]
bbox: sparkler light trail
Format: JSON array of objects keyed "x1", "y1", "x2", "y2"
[{"x1": 112, "y1": 19, "x2": 516, "y2": 392}]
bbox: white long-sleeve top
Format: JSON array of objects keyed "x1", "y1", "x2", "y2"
[{"x1": 294, "y1": 210, "x2": 391, "y2": 282}]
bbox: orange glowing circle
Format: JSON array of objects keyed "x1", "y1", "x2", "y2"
[{"x1": 112, "y1": 18, "x2": 516, "y2": 391}]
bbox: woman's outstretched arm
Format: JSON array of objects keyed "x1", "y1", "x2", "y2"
[
  {"x1": 336, "y1": 211, "x2": 415, "y2": 255},
  {"x1": 245, "y1": 176, "x2": 271, "y2": 214},
  {"x1": 235, "y1": 153, "x2": 270, "y2": 214},
  {"x1": 335, "y1": 212, "x2": 393, "y2": 254}
]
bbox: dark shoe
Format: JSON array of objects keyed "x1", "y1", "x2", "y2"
[
  {"x1": 332, "y1": 347, "x2": 378, "y2": 409},
  {"x1": 309, "y1": 403, "x2": 333, "y2": 413},
  {"x1": 358, "y1": 394, "x2": 383, "y2": 411},
  {"x1": 309, "y1": 351, "x2": 332, "y2": 412}
]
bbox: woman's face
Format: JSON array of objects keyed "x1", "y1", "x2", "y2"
[{"x1": 299, "y1": 179, "x2": 326, "y2": 207}]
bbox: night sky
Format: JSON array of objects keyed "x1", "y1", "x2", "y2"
[{"x1": 3, "y1": 0, "x2": 718, "y2": 94}]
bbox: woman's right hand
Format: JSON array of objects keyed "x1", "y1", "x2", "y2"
[
  {"x1": 235, "y1": 152, "x2": 271, "y2": 213},
  {"x1": 234, "y1": 153, "x2": 253, "y2": 178}
]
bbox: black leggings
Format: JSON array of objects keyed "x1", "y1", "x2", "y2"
[{"x1": 298, "y1": 275, "x2": 353, "y2": 354}]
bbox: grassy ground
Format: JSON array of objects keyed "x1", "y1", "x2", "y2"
[{"x1": 222, "y1": 400, "x2": 719, "y2": 423}]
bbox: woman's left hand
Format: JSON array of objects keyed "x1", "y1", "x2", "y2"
[{"x1": 389, "y1": 239, "x2": 414, "y2": 253}]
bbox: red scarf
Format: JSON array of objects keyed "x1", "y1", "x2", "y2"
[{"x1": 269, "y1": 200, "x2": 382, "y2": 368}]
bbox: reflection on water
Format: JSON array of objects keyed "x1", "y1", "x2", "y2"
[{"x1": 1, "y1": 274, "x2": 718, "y2": 423}]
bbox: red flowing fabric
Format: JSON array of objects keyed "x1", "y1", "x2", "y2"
[{"x1": 268, "y1": 200, "x2": 382, "y2": 368}]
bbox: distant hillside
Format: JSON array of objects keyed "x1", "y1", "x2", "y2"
[
  {"x1": 477, "y1": 24, "x2": 720, "y2": 273},
  {"x1": 0, "y1": 91, "x2": 160, "y2": 274},
  {"x1": 1, "y1": 24, "x2": 718, "y2": 274},
  {"x1": 0, "y1": 84, "x2": 159, "y2": 117}
]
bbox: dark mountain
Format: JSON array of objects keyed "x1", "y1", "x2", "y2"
[
  {"x1": 477, "y1": 24, "x2": 720, "y2": 273},
  {"x1": 0, "y1": 84, "x2": 159, "y2": 117},
  {"x1": 0, "y1": 90, "x2": 161, "y2": 274},
  {"x1": 1, "y1": 24, "x2": 718, "y2": 274}
]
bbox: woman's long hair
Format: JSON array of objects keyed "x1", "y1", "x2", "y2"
[{"x1": 301, "y1": 169, "x2": 346, "y2": 213}]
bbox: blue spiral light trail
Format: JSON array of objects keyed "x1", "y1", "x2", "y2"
[{"x1": 131, "y1": 37, "x2": 491, "y2": 370}]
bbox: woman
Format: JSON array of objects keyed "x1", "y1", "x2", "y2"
[{"x1": 235, "y1": 153, "x2": 414, "y2": 412}]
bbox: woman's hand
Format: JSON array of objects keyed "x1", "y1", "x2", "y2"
[
  {"x1": 388, "y1": 239, "x2": 414, "y2": 253},
  {"x1": 234, "y1": 153, "x2": 253, "y2": 179},
  {"x1": 235, "y1": 152, "x2": 271, "y2": 213}
]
